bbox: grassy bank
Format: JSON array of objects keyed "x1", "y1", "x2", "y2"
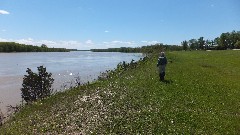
[{"x1": 0, "y1": 50, "x2": 239, "y2": 134}]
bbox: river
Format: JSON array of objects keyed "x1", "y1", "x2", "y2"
[{"x1": 0, "y1": 51, "x2": 143, "y2": 115}]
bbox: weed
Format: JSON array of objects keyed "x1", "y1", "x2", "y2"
[{"x1": 0, "y1": 51, "x2": 239, "y2": 134}]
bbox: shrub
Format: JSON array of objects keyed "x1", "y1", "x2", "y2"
[
  {"x1": 21, "y1": 66, "x2": 54, "y2": 102},
  {"x1": 0, "y1": 109, "x2": 3, "y2": 126},
  {"x1": 234, "y1": 41, "x2": 240, "y2": 49}
]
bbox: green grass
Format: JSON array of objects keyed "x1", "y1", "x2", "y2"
[{"x1": 0, "y1": 50, "x2": 240, "y2": 134}]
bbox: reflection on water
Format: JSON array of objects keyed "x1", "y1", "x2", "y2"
[{"x1": 0, "y1": 51, "x2": 142, "y2": 114}]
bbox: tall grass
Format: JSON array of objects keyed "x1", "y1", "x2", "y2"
[{"x1": 0, "y1": 50, "x2": 239, "y2": 134}]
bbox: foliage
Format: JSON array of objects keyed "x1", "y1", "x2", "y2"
[
  {"x1": 91, "y1": 43, "x2": 182, "y2": 53},
  {"x1": 198, "y1": 37, "x2": 205, "y2": 49},
  {"x1": 218, "y1": 31, "x2": 240, "y2": 49},
  {"x1": 0, "y1": 42, "x2": 70, "y2": 52},
  {"x1": 0, "y1": 109, "x2": 3, "y2": 126},
  {"x1": 21, "y1": 66, "x2": 54, "y2": 102},
  {"x1": 181, "y1": 40, "x2": 188, "y2": 50},
  {"x1": 41, "y1": 44, "x2": 48, "y2": 48},
  {"x1": 234, "y1": 41, "x2": 240, "y2": 49},
  {"x1": 182, "y1": 30, "x2": 240, "y2": 50},
  {"x1": 188, "y1": 39, "x2": 198, "y2": 50}
]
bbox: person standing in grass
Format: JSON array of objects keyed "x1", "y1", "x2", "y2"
[{"x1": 157, "y1": 52, "x2": 167, "y2": 81}]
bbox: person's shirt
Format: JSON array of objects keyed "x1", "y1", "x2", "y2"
[{"x1": 157, "y1": 56, "x2": 167, "y2": 67}]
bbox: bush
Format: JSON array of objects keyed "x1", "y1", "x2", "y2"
[
  {"x1": 0, "y1": 109, "x2": 3, "y2": 126},
  {"x1": 234, "y1": 41, "x2": 240, "y2": 49},
  {"x1": 21, "y1": 66, "x2": 54, "y2": 102}
]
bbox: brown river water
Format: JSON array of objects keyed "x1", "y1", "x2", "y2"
[{"x1": 0, "y1": 51, "x2": 142, "y2": 116}]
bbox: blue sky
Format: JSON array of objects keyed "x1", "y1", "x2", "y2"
[{"x1": 0, "y1": 0, "x2": 239, "y2": 50}]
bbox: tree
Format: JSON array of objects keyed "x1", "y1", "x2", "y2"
[
  {"x1": 41, "y1": 44, "x2": 48, "y2": 48},
  {"x1": 230, "y1": 31, "x2": 240, "y2": 49},
  {"x1": 182, "y1": 40, "x2": 188, "y2": 51},
  {"x1": 0, "y1": 42, "x2": 70, "y2": 52},
  {"x1": 235, "y1": 41, "x2": 240, "y2": 49},
  {"x1": 21, "y1": 66, "x2": 54, "y2": 102},
  {"x1": 219, "y1": 32, "x2": 231, "y2": 49},
  {"x1": 188, "y1": 39, "x2": 198, "y2": 50},
  {"x1": 198, "y1": 37, "x2": 205, "y2": 50},
  {"x1": 205, "y1": 39, "x2": 212, "y2": 50}
]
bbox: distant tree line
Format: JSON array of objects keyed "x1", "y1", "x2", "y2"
[
  {"x1": 91, "y1": 44, "x2": 182, "y2": 53},
  {"x1": 91, "y1": 47, "x2": 141, "y2": 53},
  {"x1": 0, "y1": 42, "x2": 72, "y2": 52},
  {"x1": 181, "y1": 30, "x2": 240, "y2": 50}
]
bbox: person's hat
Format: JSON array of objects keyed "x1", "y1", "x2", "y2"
[{"x1": 160, "y1": 52, "x2": 165, "y2": 56}]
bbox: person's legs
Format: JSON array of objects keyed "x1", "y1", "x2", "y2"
[
  {"x1": 159, "y1": 66, "x2": 163, "y2": 81},
  {"x1": 162, "y1": 72, "x2": 165, "y2": 80},
  {"x1": 158, "y1": 66, "x2": 161, "y2": 80},
  {"x1": 160, "y1": 72, "x2": 164, "y2": 81},
  {"x1": 159, "y1": 65, "x2": 166, "y2": 81}
]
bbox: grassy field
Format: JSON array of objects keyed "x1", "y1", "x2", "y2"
[{"x1": 0, "y1": 50, "x2": 239, "y2": 134}]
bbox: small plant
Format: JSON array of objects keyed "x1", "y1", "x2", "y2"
[
  {"x1": 21, "y1": 66, "x2": 54, "y2": 103},
  {"x1": 0, "y1": 109, "x2": 3, "y2": 126}
]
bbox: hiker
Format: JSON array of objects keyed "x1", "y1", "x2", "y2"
[{"x1": 157, "y1": 52, "x2": 167, "y2": 81}]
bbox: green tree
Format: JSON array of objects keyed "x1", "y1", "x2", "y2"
[
  {"x1": 0, "y1": 42, "x2": 69, "y2": 52},
  {"x1": 205, "y1": 39, "x2": 212, "y2": 50},
  {"x1": 229, "y1": 31, "x2": 240, "y2": 49},
  {"x1": 189, "y1": 39, "x2": 198, "y2": 50},
  {"x1": 41, "y1": 44, "x2": 48, "y2": 48},
  {"x1": 182, "y1": 40, "x2": 188, "y2": 51},
  {"x1": 219, "y1": 32, "x2": 231, "y2": 49},
  {"x1": 198, "y1": 37, "x2": 205, "y2": 50},
  {"x1": 21, "y1": 66, "x2": 54, "y2": 102},
  {"x1": 234, "y1": 41, "x2": 240, "y2": 49}
]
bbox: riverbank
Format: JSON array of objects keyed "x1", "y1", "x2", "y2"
[
  {"x1": 1, "y1": 50, "x2": 240, "y2": 134},
  {"x1": 0, "y1": 52, "x2": 142, "y2": 120}
]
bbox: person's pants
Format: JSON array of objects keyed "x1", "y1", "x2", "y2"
[
  {"x1": 159, "y1": 72, "x2": 165, "y2": 81},
  {"x1": 158, "y1": 65, "x2": 166, "y2": 81}
]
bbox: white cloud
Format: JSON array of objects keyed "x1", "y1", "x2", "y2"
[
  {"x1": 104, "y1": 30, "x2": 109, "y2": 33},
  {"x1": 0, "y1": 10, "x2": 10, "y2": 15},
  {"x1": 102, "y1": 40, "x2": 136, "y2": 48},
  {"x1": 41, "y1": 40, "x2": 57, "y2": 45},
  {"x1": 112, "y1": 40, "x2": 121, "y2": 44},
  {"x1": 0, "y1": 38, "x2": 88, "y2": 49},
  {"x1": 57, "y1": 40, "x2": 83, "y2": 49},
  {"x1": 40, "y1": 40, "x2": 85, "y2": 49},
  {"x1": 15, "y1": 38, "x2": 35, "y2": 45},
  {"x1": 111, "y1": 41, "x2": 135, "y2": 45},
  {"x1": 85, "y1": 40, "x2": 93, "y2": 44},
  {"x1": 0, "y1": 38, "x2": 8, "y2": 42},
  {"x1": 141, "y1": 40, "x2": 159, "y2": 45}
]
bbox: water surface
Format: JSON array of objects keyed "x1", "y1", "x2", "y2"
[{"x1": 0, "y1": 51, "x2": 142, "y2": 114}]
